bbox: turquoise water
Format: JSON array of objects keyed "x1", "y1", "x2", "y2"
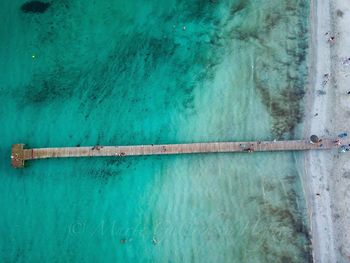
[{"x1": 0, "y1": 0, "x2": 311, "y2": 262}]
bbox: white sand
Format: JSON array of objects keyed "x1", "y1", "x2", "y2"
[{"x1": 304, "y1": 0, "x2": 350, "y2": 262}]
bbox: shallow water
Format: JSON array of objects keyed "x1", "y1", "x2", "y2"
[{"x1": 0, "y1": 0, "x2": 310, "y2": 262}]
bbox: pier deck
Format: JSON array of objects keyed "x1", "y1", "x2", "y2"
[{"x1": 11, "y1": 138, "x2": 348, "y2": 168}]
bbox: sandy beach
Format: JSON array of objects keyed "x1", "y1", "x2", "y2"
[{"x1": 304, "y1": 0, "x2": 350, "y2": 262}]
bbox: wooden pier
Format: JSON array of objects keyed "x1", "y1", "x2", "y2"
[{"x1": 11, "y1": 138, "x2": 348, "y2": 168}]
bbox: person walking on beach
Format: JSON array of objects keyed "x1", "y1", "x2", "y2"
[
  {"x1": 334, "y1": 139, "x2": 341, "y2": 146},
  {"x1": 328, "y1": 36, "x2": 336, "y2": 43}
]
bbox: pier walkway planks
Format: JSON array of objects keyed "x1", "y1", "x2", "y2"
[{"x1": 11, "y1": 138, "x2": 347, "y2": 168}]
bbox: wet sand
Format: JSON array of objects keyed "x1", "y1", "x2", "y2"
[{"x1": 304, "y1": 0, "x2": 350, "y2": 262}]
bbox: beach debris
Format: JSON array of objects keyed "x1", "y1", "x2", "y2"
[{"x1": 347, "y1": 91, "x2": 350, "y2": 95}]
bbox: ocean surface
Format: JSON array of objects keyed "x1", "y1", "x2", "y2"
[{"x1": 0, "y1": 0, "x2": 311, "y2": 262}]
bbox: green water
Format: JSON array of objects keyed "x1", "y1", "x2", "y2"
[{"x1": 0, "y1": 0, "x2": 311, "y2": 262}]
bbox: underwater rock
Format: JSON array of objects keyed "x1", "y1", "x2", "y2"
[{"x1": 20, "y1": 1, "x2": 50, "y2": 13}]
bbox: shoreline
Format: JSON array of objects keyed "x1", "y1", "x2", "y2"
[{"x1": 304, "y1": 0, "x2": 350, "y2": 262}]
